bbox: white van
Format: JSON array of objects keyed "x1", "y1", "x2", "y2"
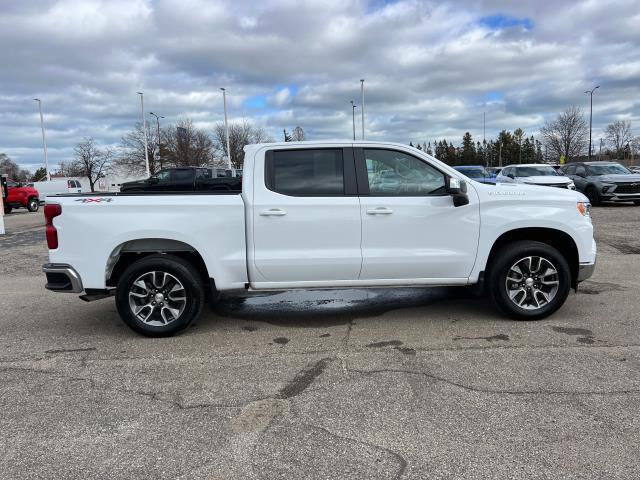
[{"x1": 31, "y1": 180, "x2": 83, "y2": 202}]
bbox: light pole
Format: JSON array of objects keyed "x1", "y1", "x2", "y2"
[
  {"x1": 584, "y1": 85, "x2": 599, "y2": 161},
  {"x1": 350, "y1": 100, "x2": 357, "y2": 141},
  {"x1": 149, "y1": 112, "x2": 164, "y2": 170},
  {"x1": 33, "y1": 98, "x2": 50, "y2": 181},
  {"x1": 220, "y1": 88, "x2": 232, "y2": 169},
  {"x1": 137, "y1": 92, "x2": 150, "y2": 177},
  {"x1": 360, "y1": 79, "x2": 365, "y2": 140},
  {"x1": 483, "y1": 111, "x2": 486, "y2": 167}
]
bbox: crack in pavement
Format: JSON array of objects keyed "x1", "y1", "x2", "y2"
[
  {"x1": 301, "y1": 422, "x2": 408, "y2": 480},
  {"x1": 347, "y1": 367, "x2": 640, "y2": 396}
]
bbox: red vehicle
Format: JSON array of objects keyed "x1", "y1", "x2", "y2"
[{"x1": 4, "y1": 179, "x2": 40, "y2": 214}]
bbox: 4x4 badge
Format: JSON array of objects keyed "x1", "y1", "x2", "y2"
[{"x1": 74, "y1": 198, "x2": 113, "y2": 203}]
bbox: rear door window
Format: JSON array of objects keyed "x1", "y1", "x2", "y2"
[{"x1": 266, "y1": 149, "x2": 345, "y2": 196}]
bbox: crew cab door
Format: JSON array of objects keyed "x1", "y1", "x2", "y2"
[
  {"x1": 250, "y1": 147, "x2": 362, "y2": 285},
  {"x1": 356, "y1": 147, "x2": 480, "y2": 281}
]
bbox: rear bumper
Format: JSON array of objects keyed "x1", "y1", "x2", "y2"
[
  {"x1": 42, "y1": 263, "x2": 84, "y2": 293},
  {"x1": 577, "y1": 261, "x2": 596, "y2": 283}
]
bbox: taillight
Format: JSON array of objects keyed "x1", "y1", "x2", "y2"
[{"x1": 44, "y1": 204, "x2": 62, "y2": 249}]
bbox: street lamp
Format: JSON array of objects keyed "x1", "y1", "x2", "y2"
[
  {"x1": 149, "y1": 112, "x2": 164, "y2": 170},
  {"x1": 220, "y1": 88, "x2": 232, "y2": 169},
  {"x1": 33, "y1": 98, "x2": 50, "y2": 181},
  {"x1": 137, "y1": 92, "x2": 150, "y2": 177},
  {"x1": 584, "y1": 85, "x2": 599, "y2": 161},
  {"x1": 350, "y1": 100, "x2": 357, "y2": 141},
  {"x1": 360, "y1": 79, "x2": 365, "y2": 140}
]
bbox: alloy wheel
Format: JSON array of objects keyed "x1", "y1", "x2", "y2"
[
  {"x1": 128, "y1": 271, "x2": 187, "y2": 326},
  {"x1": 505, "y1": 256, "x2": 559, "y2": 310}
]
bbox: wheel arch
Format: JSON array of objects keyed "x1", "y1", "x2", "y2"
[
  {"x1": 485, "y1": 227, "x2": 579, "y2": 286},
  {"x1": 106, "y1": 238, "x2": 210, "y2": 288}
]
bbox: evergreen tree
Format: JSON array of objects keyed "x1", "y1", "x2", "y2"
[
  {"x1": 461, "y1": 132, "x2": 476, "y2": 164},
  {"x1": 283, "y1": 129, "x2": 292, "y2": 142},
  {"x1": 426, "y1": 142, "x2": 433, "y2": 155}
]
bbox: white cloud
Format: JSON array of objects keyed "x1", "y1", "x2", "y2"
[{"x1": 0, "y1": 0, "x2": 638, "y2": 170}]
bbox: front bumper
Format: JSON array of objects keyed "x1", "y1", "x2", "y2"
[
  {"x1": 576, "y1": 262, "x2": 596, "y2": 283},
  {"x1": 601, "y1": 192, "x2": 640, "y2": 202},
  {"x1": 42, "y1": 263, "x2": 84, "y2": 293}
]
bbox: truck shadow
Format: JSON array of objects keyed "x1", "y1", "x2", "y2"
[{"x1": 208, "y1": 287, "x2": 494, "y2": 328}]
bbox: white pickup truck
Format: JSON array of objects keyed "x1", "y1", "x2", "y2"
[{"x1": 42, "y1": 141, "x2": 596, "y2": 336}]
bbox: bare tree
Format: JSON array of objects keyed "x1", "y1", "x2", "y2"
[
  {"x1": 163, "y1": 119, "x2": 214, "y2": 168},
  {"x1": 114, "y1": 122, "x2": 161, "y2": 176},
  {"x1": 213, "y1": 119, "x2": 274, "y2": 169},
  {"x1": 291, "y1": 126, "x2": 305, "y2": 141},
  {"x1": 0, "y1": 153, "x2": 31, "y2": 181},
  {"x1": 72, "y1": 137, "x2": 113, "y2": 192},
  {"x1": 605, "y1": 120, "x2": 633, "y2": 158},
  {"x1": 541, "y1": 106, "x2": 588, "y2": 162}
]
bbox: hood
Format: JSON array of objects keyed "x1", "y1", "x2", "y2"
[
  {"x1": 479, "y1": 181, "x2": 587, "y2": 203},
  {"x1": 592, "y1": 174, "x2": 640, "y2": 183},
  {"x1": 519, "y1": 176, "x2": 572, "y2": 185}
]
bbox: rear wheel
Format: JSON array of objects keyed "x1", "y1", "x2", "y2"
[
  {"x1": 634, "y1": 201, "x2": 640, "y2": 206},
  {"x1": 3, "y1": 206, "x2": 11, "y2": 214},
  {"x1": 27, "y1": 197, "x2": 39, "y2": 212},
  {"x1": 585, "y1": 186, "x2": 601, "y2": 206},
  {"x1": 116, "y1": 254, "x2": 205, "y2": 337},
  {"x1": 488, "y1": 241, "x2": 571, "y2": 320}
]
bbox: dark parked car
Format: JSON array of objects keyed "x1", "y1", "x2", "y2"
[
  {"x1": 120, "y1": 167, "x2": 242, "y2": 193},
  {"x1": 561, "y1": 161, "x2": 640, "y2": 205},
  {"x1": 453, "y1": 165, "x2": 494, "y2": 184}
]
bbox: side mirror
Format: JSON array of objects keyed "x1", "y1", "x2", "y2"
[
  {"x1": 446, "y1": 176, "x2": 469, "y2": 207},
  {"x1": 507, "y1": 173, "x2": 515, "y2": 179}
]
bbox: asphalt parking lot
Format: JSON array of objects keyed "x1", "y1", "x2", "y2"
[{"x1": 1, "y1": 206, "x2": 639, "y2": 479}]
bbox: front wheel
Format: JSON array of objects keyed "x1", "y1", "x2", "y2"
[
  {"x1": 634, "y1": 201, "x2": 640, "y2": 206},
  {"x1": 488, "y1": 241, "x2": 571, "y2": 320},
  {"x1": 116, "y1": 254, "x2": 205, "y2": 337},
  {"x1": 3, "y1": 206, "x2": 11, "y2": 214},
  {"x1": 27, "y1": 197, "x2": 39, "y2": 212},
  {"x1": 585, "y1": 186, "x2": 601, "y2": 206}
]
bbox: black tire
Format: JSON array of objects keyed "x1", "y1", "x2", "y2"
[
  {"x1": 27, "y1": 197, "x2": 39, "y2": 212},
  {"x1": 3, "y1": 206, "x2": 11, "y2": 214},
  {"x1": 585, "y1": 186, "x2": 601, "y2": 206},
  {"x1": 634, "y1": 201, "x2": 640, "y2": 206},
  {"x1": 116, "y1": 254, "x2": 205, "y2": 337},
  {"x1": 488, "y1": 241, "x2": 571, "y2": 320}
]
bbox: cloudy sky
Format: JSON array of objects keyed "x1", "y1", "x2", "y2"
[{"x1": 1, "y1": 0, "x2": 639, "y2": 171}]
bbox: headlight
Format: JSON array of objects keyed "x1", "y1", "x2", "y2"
[
  {"x1": 568, "y1": 182, "x2": 576, "y2": 190},
  {"x1": 577, "y1": 202, "x2": 591, "y2": 219}
]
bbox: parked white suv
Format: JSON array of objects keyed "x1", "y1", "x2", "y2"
[
  {"x1": 42, "y1": 142, "x2": 596, "y2": 336},
  {"x1": 496, "y1": 164, "x2": 576, "y2": 190}
]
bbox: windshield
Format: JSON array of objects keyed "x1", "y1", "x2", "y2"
[
  {"x1": 513, "y1": 166, "x2": 558, "y2": 177},
  {"x1": 457, "y1": 167, "x2": 486, "y2": 179},
  {"x1": 586, "y1": 164, "x2": 630, "y2": 176}
]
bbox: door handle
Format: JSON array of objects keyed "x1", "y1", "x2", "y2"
[
  {"x1": 260, "y1": 208, "x2": 287, "y2": 216},
  {"x1": 366, "y1": 207, "x2": 393, "y2": 215}
]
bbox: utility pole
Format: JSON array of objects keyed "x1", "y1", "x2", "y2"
[
  {"x1": 584, "y1": 85, "x2": 599, "y2": 161},
  {"x1": 350, "y1": 100, "x2": 356, "y2": 141},
  {"x1": 360, "y1": 79, "x2": 365, "y2": 140},
  {"x1": 149, "y1": 112, "x2": 164, "y2": 170},
  {"x1": 220, "y1": 88, "x2": 232, "y2": 169},
  {"x1": 137, "y1": 92, "x2": 150, "y2": 178},
  {"x1": 33, "y1": 98, "x2": 50, "y2": 181}
]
